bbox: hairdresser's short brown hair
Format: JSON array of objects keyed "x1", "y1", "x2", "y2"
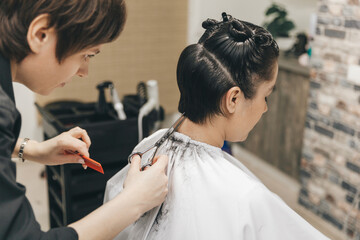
[{"x1": 0, "y1": 0, "x2": 126, "y2": 62}]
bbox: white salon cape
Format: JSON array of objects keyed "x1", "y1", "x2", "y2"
[{"x1": 104, "y1": 129, "x2": 329, "y2": 240}]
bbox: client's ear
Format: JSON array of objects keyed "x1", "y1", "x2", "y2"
[
  {"x1": 27, "y1": 14, "x2": 55, "y2": 54},
  {"x1": 224, "y1": 87, "x2": 244, "y2": 114}
]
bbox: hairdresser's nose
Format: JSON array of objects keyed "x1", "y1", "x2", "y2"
[{"x1": 76, "y1": 63, "x2": 89, "y2": 78}]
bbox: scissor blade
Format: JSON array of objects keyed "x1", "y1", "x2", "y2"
[{"x1": 154, "y1": 113, "x2": 185, "y2": 147}]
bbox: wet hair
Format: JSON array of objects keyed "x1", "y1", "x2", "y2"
[
  {"x1": 177, "y1": 13, "x2": 279, "y2": 124},
  {"x1": 0, "y1": 0, "x2": 126, "y2": 63}
]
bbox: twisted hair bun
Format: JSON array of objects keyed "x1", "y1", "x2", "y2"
[
  {"x1": 229, "y1": 20, "x2": 252, "y2": 42},
  {"x1": 202, "y1": 18, "x2": 219, "y2": 30},
  {"x1": 253, "y1": 33, "x2": 274, "y2": 47}
]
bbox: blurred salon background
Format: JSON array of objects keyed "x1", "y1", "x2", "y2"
[{"x1": 14, "y1": 0, "x2": 360, "y2": 239}]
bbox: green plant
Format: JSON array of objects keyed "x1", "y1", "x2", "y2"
[{"x1": 263, "y1": 3, "x2": 295, "y2": 38}]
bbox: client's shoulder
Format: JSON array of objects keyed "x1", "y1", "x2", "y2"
[
  {"x1": 218, "y1": 171, "x2": 265, "y2": 199},
  {"x1": 190, "y1": 156, "x2": 265, "y2": 201}
]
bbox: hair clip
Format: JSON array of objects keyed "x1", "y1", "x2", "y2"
[{"x1": 222, "y1": 12, "x2": 229, "y2": 22}]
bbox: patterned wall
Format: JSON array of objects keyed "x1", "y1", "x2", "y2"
[{"x1": 299, "y1": 0, "x2": 360, "y2": 239}]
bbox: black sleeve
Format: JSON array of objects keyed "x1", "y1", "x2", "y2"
[{"x1": 0, "y1": 92, "x2": 78, "y2": 239}]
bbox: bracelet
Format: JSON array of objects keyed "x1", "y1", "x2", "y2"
[{"x1": 18, "y1": 138, "x2": 30, "y2": 162}]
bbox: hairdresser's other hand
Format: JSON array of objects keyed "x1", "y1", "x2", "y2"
[
  {"x1": 123, "y1": 155, "x2": 169, "y2": 214},
  {"x1": 21, "y1": 127, "x2": 91, "y2": 166}
]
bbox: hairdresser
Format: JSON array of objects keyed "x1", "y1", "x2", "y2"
[{"x1": 0, "y1": 1, "x2": 168, "y2": 240}]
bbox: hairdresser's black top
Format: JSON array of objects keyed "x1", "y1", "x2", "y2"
[{"x1": 0, "y1": 53, "x2": 78, "y2": 240}]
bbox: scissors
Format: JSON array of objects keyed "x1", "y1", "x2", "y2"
[{"x1": 128, "y1": 113, "x2": 186, "y2": 171}]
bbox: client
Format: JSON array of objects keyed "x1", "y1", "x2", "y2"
[{"x1": 104, "y1": 13, "x2": 329, "y2": 240}]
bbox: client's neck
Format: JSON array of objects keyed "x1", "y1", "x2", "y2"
[{"x1": 177, "y1": 117, "x2": 225, "y2": 148}]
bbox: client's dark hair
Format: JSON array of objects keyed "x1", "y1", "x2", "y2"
[
  {"x1": 177, "y1": 13, "x2": 279, "y2": 124},
  {"x1": 0, "y1": 0, "x2": 126, "y2": 63}
]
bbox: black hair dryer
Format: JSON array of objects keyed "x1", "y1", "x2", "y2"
[{"x1": 95, "y1": 81, "x2": 113, "y2": 115}]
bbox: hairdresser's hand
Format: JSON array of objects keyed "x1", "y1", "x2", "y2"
[
  {"x1": 21, "y1": 127, "x2": 91, "y2": 166},
  {"x1": 123, "y1": 155, "x2": 169, "y2": 214}
]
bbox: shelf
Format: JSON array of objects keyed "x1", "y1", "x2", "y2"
[
  {"x1": 50, "y1": 209, "x2": 63, "y2": 227},
  {"x1": 49, "y1": 166, "x2": 63, "y2": 188},
  {"x1": 49, "y1": 187, "x2": 63, "y2": 210}
]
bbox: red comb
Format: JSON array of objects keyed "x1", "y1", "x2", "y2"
[
  {"x1": 69, "y1": 151, "x2": 104, "y2": 174},
  {"x1": 80, "y1": 154, "x2": 104, "y2": 174}
]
